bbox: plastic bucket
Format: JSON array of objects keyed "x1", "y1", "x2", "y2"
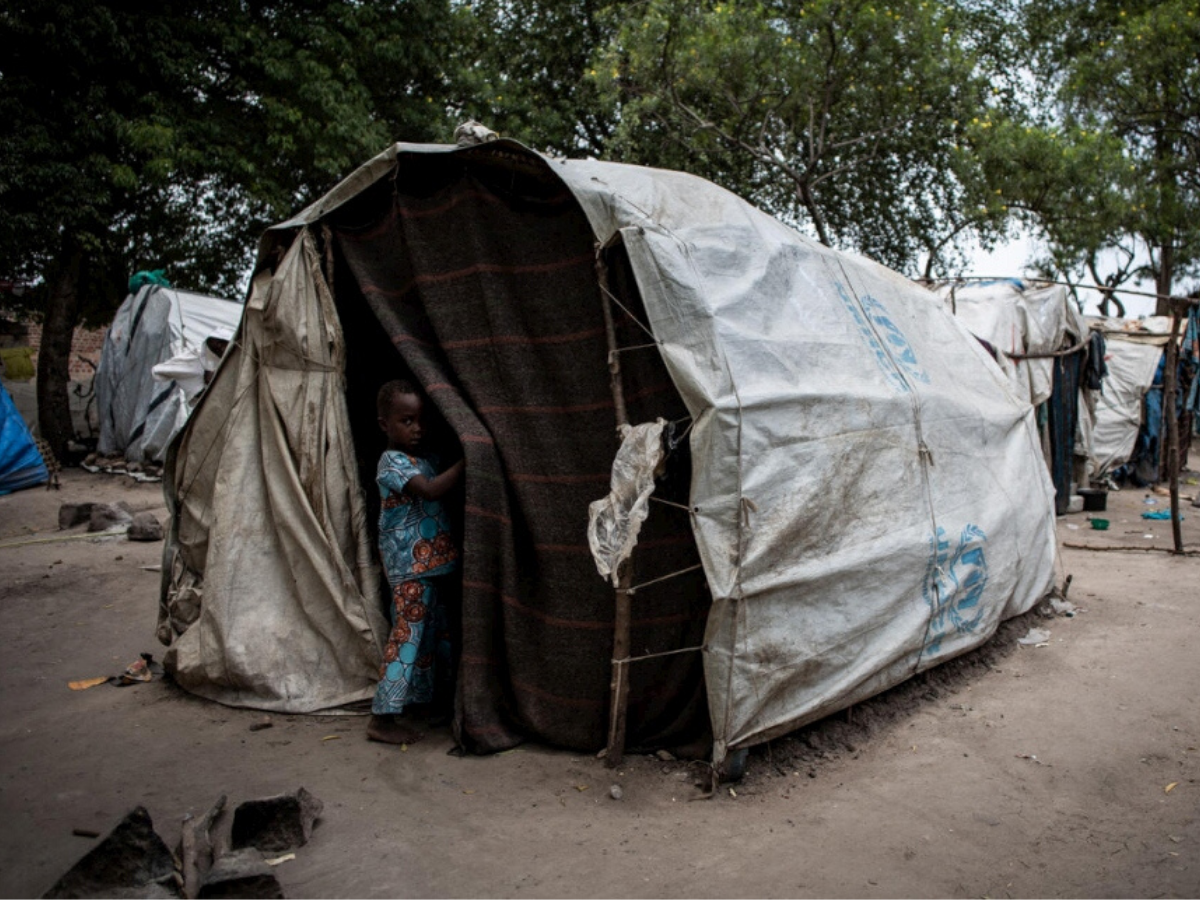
[
  {"x1": 1090, "y1": 518, "x2": 1110, "y2": 531},
  {"x1": 1079, "y1": 489, "x2": 1108, "y2": 512}
]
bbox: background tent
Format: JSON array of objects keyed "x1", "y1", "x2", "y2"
[
  {"x1": 95, "y1": 284, "x2": 243, "y2": 463},
  {"x1": 161, "y1": 141, "x2": 1057, "y2": 766},
  {"x1": 935, "y1": 280, "x2": 1088, "y2": 408},
  {"x1": 935, "y1": 280, "x2": 1097, "y2": 513},
  {"x1": 0, "y1": 380, "x2": 48, "y2": 494},
  {"x1": 1088, "y1": 317, "x2": 1176, "y2": 480}
]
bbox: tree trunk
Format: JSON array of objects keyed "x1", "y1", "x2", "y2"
[
  {"x1": 1155, "y1": 241, "x2": 1174, "y2": 317},
  {"x1": 798, "y1": 180, "x2": 832, "y2": 247},
  {"x1": 37, "y1": 240, "x2": 84, "y2": 460}
]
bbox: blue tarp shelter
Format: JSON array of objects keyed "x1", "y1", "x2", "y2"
[{"x1": 0, "y1": 381, "x2": 48, "y2": 494}]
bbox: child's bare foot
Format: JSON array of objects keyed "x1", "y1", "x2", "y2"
[{"x1": 367, "y1": 714, "x2": 423, "y2": 745}]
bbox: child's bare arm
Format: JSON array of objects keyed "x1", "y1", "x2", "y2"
[{"x1": 404, "y1": 459, "x2": 465, "y2": 501}]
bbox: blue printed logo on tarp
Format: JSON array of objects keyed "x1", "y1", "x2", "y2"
[
  {"x1": 922, "y1": 524, "x2": 989, "y2": 654},
  {"x1": 835, "y1": 283, "x2": 930, "y2": 392}
]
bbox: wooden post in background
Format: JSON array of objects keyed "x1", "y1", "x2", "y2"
[{"x1": 1163, "y1": 308, "x2": 1183, "y2": 554}]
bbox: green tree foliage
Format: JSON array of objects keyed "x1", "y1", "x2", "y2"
[
  {"x1": 594, "y1": 0, "x2": 1007, "y2": 274},
  {"x1": 1018, "y1": 0, "x2": 1200, "y2": 313},
  {"x1": 457, "y1": 0, "x2": 633, "y2": 155},
  {"x1": 970, "y1": 116, "x2": 1139, "y2": 311},
  {"x1": 0, "y1": 1, "x2": 458, "y2": 454}
]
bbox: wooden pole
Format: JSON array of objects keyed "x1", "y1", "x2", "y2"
[
  {"x1": 605, "y1": 565, "x2": 634, "y2": 768},
  {"x1": 597, "y1": 244, "x2": 633, "y2": 768},
  {"x1": 1163, "y1": 309, "x2": 1184, "y2": 554}
]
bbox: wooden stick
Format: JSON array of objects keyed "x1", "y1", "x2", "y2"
[
  {"x1": 606, "y1": 569, "x2": 634, "y2": 769},
  {"x1": 1063, "y1": 541, "x2": 1198, "y2": 555},
  {"x1": 1163, "y1": 311, "x2": 1184, "y2": 553},
  {"x1": 597, "y1": 244, "x2": 634, "y2": 769}
]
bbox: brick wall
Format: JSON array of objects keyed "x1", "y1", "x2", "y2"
[{"x1": 10, "y1": 320, "x2": 108, "y2": 381}]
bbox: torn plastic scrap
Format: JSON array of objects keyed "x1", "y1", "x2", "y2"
[{"x1": 587, "y1": 420, "x2": 668, "y2": 586}]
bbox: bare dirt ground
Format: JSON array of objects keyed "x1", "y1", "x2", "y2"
[{"x1": 1, "y1": 468, "x2": 1198, "y2": 899}]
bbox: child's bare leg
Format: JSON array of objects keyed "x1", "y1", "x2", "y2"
[{"x1": 367, "y1": 714, "x2": 423, "y2": 745}]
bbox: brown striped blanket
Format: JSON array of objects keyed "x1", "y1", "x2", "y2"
[{"x1": 331, "y1": 150, "x2": 710, "y2": 753}]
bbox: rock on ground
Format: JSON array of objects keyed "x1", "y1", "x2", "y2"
[
  {"x1": 197, "y1": 849, "x2": 283, "y2": 899},
  {"x1": 127, "y1": 513, "x2": 164, "y2": 542},
  {"x1": 230, "y1": 789, "x2": 323, "y2": 855},
  {"x1": 42, "y1": 807, "x2": 178, "y2": 899}
]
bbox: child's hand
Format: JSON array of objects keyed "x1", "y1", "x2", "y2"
[{"x1": 406, "y1": 459, "x2": 464, "y2": 500}]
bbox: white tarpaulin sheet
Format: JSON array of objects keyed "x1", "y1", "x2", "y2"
[
  {"x1": 936, "y1": 279, "x2": 1099, "y2": 476},
  {"x1": 935, "y1": 280, "x2": 1087, "y2": 407},
  {"x1": 554, "y1": 158, "x2": 1057, "y2": 759},
  {"x1": 164, "y1": 142, "x2": 1058, "y2": 757},
  {"x1": 96, "y1": 285, "x2": 243, "y2": 462},
  {"x1": 1088, "y1": 319, "x2": 1171, "y2": 477}
]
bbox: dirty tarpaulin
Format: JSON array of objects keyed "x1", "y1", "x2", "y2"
[{"x1": 159, "y1": 141, "x2": 1058, "y2": 767}]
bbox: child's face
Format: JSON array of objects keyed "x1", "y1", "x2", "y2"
[{"x1": 379, "y1": 392, "x2": 423, "y2": 452}]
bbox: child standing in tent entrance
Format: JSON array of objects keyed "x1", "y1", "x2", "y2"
[{"x1": 368, "y1": 380, "x2": 465, "y2": 745}]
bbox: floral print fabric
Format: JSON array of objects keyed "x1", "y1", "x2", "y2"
[
  {"x1": 376, "y1": 451, "x2": 459, "y2": 582},
  {"x1": 373, "y1": 450, "x2": 458, "y2": 714},
  {"x1": 373, "y1": 577, "x2": 450, "y2": 714}
]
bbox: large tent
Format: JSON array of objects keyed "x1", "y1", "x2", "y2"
[
  {"x1": 161, "y1": 140, "x2": 1057, "y2": 766},
  {"x1": 95, "y1": 284, "x2": 244, "y2": 462}
]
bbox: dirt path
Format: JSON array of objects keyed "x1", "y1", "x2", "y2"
[{"x1": 1, "y1": 470, "x2": 1197, "y2": 898}]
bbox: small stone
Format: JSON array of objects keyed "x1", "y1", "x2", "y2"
[
  {"x1": 59, "y1": 502, "x2": 96, "y2": 530},
  {"x1": 197, "y1": 848, "x2": 282, "y2": 899},
  {"x1": 249, "y1": 718, "x2": 273, "y2": 732},
  {"x1": 655, "y1": 749, "x2": 676, "y2": 762},
  {"x1": 128, "y1": 512, "x2": 164, "y2": 542},
  {"x1": 89, "y1": 503, "x2": 133, "y2": 532},
  {"x1": 609, "y1": 784, "x2": 623, "y2": 801}
]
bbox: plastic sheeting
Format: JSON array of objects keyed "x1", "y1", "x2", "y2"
[
  {"x1": 161, "y1": 231, "x2": 386, "y2": 711},
  {"x1": 553, "y1": 160, "x2": 1057, "y2": 760},
  {"x1": 587, "y1": 420, "x2": 667, "y2": 586},
  {"x1": 0, "y1": 380, "x2": 47, "y2": 495},
  {"x1": 936, "y1": 280, "x2": 1098, "y2": 496},
  {"x1": 936, "y1": 280, "x2": 1088, "y2": 407},
  {"x1": 163, "y1": 141, "x2": 1058, "y2": 761},
  {"x1": 1089, "y1": 326, "x2": 1169, "y2": 477},
  {"x1": 95, "y1": 285, "x2": 243, "y2": 462}
]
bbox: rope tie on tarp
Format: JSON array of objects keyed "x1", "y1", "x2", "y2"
[
  {"x1": 625, "y1": 563, "x2": 704, "y2": 596},
  {"x1": 612, "y1": 644, "x2": 705, "y2": 666},
  {"x1": 597, "y1": 278, "x2": 659, "y2": 344},
  {"x1": 1006, "y1": 336, "x2": 1089, "y2": 361}
]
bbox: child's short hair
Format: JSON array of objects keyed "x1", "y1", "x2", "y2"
[{"x1": 377, "y1": 379, "x2": 420, "y2": 418}]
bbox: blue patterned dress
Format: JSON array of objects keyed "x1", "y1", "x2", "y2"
[{"x1": 372, "y1": 451, "x2": 459, "y2": 715}]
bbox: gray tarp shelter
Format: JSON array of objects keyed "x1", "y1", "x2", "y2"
[
  {"x1": 1087, "y1": 316, "x2": 1175, "y2": 478},
  {"x1": 161, "y1": 140, "x2": 1057, "y2": 766},
  {"x1": 96, "y1": 284, "x2": 244, "y2": 462}
]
